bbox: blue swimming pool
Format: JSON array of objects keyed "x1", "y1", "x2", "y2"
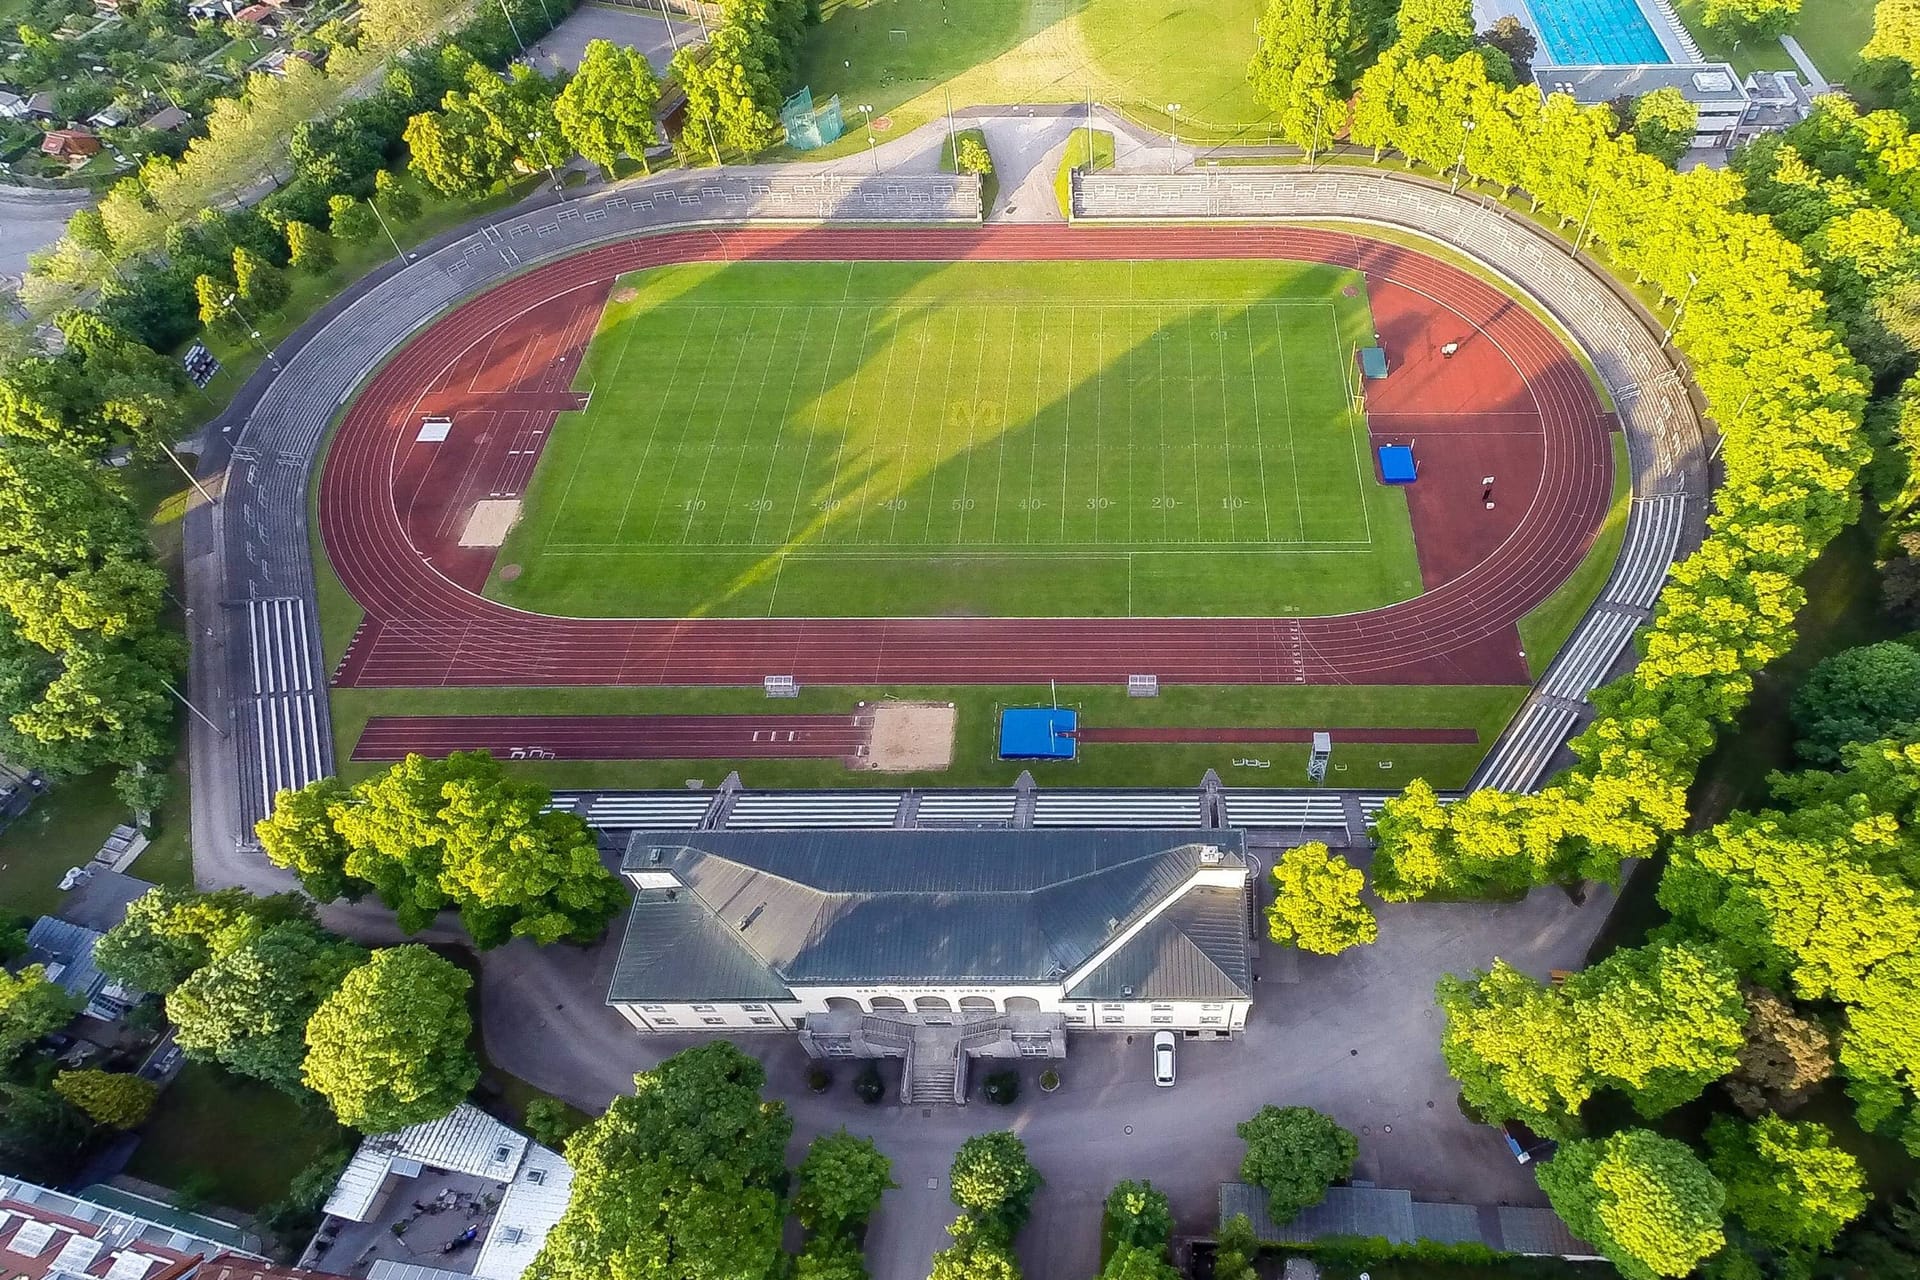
[{"x1": 1526, "y1": 0, "x2": 1672, "y2": 65}]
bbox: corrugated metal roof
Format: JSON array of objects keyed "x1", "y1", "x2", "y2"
[
  {"x1": 608, "y1": 892, "x2": 794, "y2": 1004},
  {"x1": 368, "y1": 1263, "x2": 473, "y2": 1280},
  {"x1": 322, "y1": 1105, "x2": 526, "y2": 1221},
  {"x1": 25, "y1": 918, "x2": 105, "y2": 1001},
  {"x1": 1409, "y1": 1201, "x2": 1482, "y2": 1244},
  {"x1": 471, "y1": 1143, "x2": 572, "y2": 1280},
  {"x1": 1217, "y1": 1184, "x2": 1598, "y2": 1259},
  {"x1": 1494, "y1": 1206, "x2": 1599, "y2": 1258},
  {"x1": 1066, "y1": 886, "x2": 1251, "y2": 1000},
  {"x1": 611, "y1": 829, "x2": 1246, "y2": 999}
]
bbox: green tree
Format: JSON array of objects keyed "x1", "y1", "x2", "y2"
[
  {"x1": 1249, "y1": 0, "x2": 1352, "y2": 153},
  {"x1": 528, "y1": 1042, "x2": 792, "y2": 1280},
  {"x1": 1103, "y1": 1179, "x2": 1173, "y2": 1252},
  {"x1": 1865, "y1": 0, "x2": 1920, "y2": 73},
  {"x1": 794, "y1": 1231, "x2": 869, "y2": 1280},
  {"x1": 1566, "y1": 940, "x2": 1747, "y2": 1118},
  {"x1": 522, "y1": 1096, "x2": 582, "y2": 1149},
  {"x1": 1791, "y1": 641, "x2": 1920, "y2": 765},
  {"x1": 0, "y1": 966, "x2": 80, "y2": 1062},
  {"x1": 553, "y1": 39, "x2": 662, "y2": 177},
  {"x1": 1100, "y1": 1245, "x2": 1181, "y2": 1280},
  {"x1": 1212, "y1": 1213, "x2": 1259, "y2": 1280},
  {"x1": 956, "y1": 137, "x2": 993, "y2": 175},
  {"x1": 1702, "y1": 0, "x2": 1801, "y2": 38},
  {"x1": 950, "y1": 1131, "x2": 1043, "y2": 1234},
  {"x1": 1631, "y1": 87, "x2": 1697, "y2": 167},
  {"x1": 1479, "y1": 15, "x2": 1536, "y2": 79},
  {"x1": 52, "y1": 1069, "x2": 158, "y2": 1128},
  {"x1": 928, "y1": 1217, "x2": 1021, "y2": 1280},
  {"x1": 233, "y1": 246, "x2": 289, "y2": 313},
  {"x1": 0, "y1": 1082, "x2": 89, "y2": 1183},
  {"x1": 1394, "y1": 0, "x2": 1474, "y2": 53},
  {"x1": 195, "y1": 273, "x2": 233, "y2": 328},
  {"x1": 285, "y1": 220, "x2": 335, "y2": 274},
  {"x1": 1266, "y1": 843, "x2": 1378, "y2": 954},
  {"x1": 1537, "y1": 1130, "x2": 1726, "y2": 1280},
  {"x1": 1437, "y1": 960, "x2": 1590, "y2": 1135},
  {"x1": 1235, "y1": 1105, "x2": 1357, "y2": 1224},
  {"x1": 375, "y1": 168, "x2": 422, "y2": 222},
  {"x1": 328, "y1": 194, "x2": 379, "y2": 244},
  {"x1": 301, "y1": 945, "x2": 478, "y2": 1132},
  {"x1": 1706, "y1": 1114, "x2": 1867, "y2": 1255},
  {"x1": 94, "y1": 886, "x2": 311, "y2": 994},
  {"x1": 168, "y1": 921, "x2": 366, "y2": 1092},
  {"x1": 795, "y1": 1128, "x2": 896, "y2": 1232},
  {"x1": 256, "y1": 776, "x2": 361, "y2": 903}
]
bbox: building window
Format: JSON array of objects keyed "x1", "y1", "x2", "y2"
[
  {"x1": 692, "y1": 1004, "x2": 716, "y2": 1013},
  {"x1": 749, "y1": 1016, "x2": 776, "y2": 1025},
  {"x1": 640, "y1": 1004, "x2": 666, "y2": 1013},
  {"x1": 1200, "y1": 1016, "x2": 1223, "y2": 1025},
  {"x1": 1151, "y1": 1003, "x2": 1172, "y2": 1012},
  {"x1": 741, "y1": 1004, "x2": 765, "y2": 1012},
  {"x1": 1101, "y1": 1003, "x2": 1124, "y2": 1011},
  {"x1": 1202, "y1": 1003, "x2": 1223, "y2": 1011},
  {"x1": 526, "y1": 1170, "x2": 546, "y2": 1186},
  {"x1": 1100, "y1": 1014, "x2": 1124, "y2": 1024},
  {"x1": 1150, "y1": 1014, "x2": 1173, "y2": 1024},
  {"x1": 701, "y1": 1016, "x2": 724, "y2": 1025},
  {"x1": 654, "y1": 1017, "x2": 678, "y2": 1025}
]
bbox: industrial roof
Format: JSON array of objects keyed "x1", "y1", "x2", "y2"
[
  {"x1": 611, "y1": 829, "x2": 1249, "y2": 999},
  {"x1": 1217, "y1": 1183, "x2": 1599, "y2": 1258},
  {"x1": 1536, "y1": 62, "x2": 1749, "y2": 107},
  {"x1": 323, "y1": 1105, "x2": 527, "y2": 1221},
  {"x1": 1065, "y1": 886, "x2": 1251, "y2": 1001},
  {"x1": 470, "y1": 1143, "x2": 572, "y2": 1280},
  {"x1": 25, "y1": 917, "x2": 107, "y2": 1001}
]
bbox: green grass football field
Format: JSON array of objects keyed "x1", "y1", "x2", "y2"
[{"x1": 488, "y1": 258, "x2": 1419, "y2": 619}]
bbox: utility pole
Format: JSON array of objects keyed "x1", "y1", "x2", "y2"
[
  {"x1": 944, "y1": 88, "x2": 958, "y2": 165},
  {"x1": 367, "y1": 196, "x2": 409, "y2": 265},
  {"x1": 1449, "y1": 118, "x2": 1475, "y2": 194},
  {"x1": 158, "y1": 439, "x2": 220, "y2": 509},
  {"x1": 222, "y1": 292, "x2": 280, "y2": 371},
  {"x1": 162, "y1": 679, "x2": 227, "y2": 738},
  {"x1": 499, "y1": 0, "x2": 526, "y2": 54}
]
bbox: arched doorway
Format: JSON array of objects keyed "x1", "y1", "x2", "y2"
[
  {"x1": 914, "y1": 995, "x2": 951, "y2": 1012},
  {"x1": 824, "y1": 996, "x2": 863, "y2": 1013},
  {"x1": 958, "y1": 996, "x2": 996, "y2": 1012},
  {"x1": 1005, "y1": 996, "x2": 1042, "y2": 1012}
]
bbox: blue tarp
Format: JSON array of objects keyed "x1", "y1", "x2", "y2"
[
  {"x1": 1379, "y1": 444, "x2": 1416, "y2": 484},
  {"x1": 1358, "y1": 346, "x2": 1388, "y2": 379},
  {"x1": 999, "y1": 707, "x2": 1078, "y2": 760}
]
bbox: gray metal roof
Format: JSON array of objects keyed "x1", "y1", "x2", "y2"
[
  {"x1": 25, "y1": 917, "x2": 106, "y2": 1001},
  {"x1": 1220, "y1": 1184, "x2": 1416, "y2": 1244},
  {"x1": 55, "y1": 871, "x2": 153, "y2": 934},
  {"x1": 611, "y1": 829, "x2": 1247, "y2": 999},
  {"x1": 1537, "y1": 63, "x2": 1749, "y2": 107},
  {"x1": 1066, "y1": 886, "x2": 1251, "y2": 1001}
]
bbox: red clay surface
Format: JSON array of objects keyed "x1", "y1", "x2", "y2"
[
  {"x1": 1075, "y1": 726, "x2": 1478, "y2": 744},
  {"x1": 321, "y1": 226, "x2": 1615, "y2": 688},
  {"x1": 351, "y1": 714, "x2": 870, "y2": 761}
]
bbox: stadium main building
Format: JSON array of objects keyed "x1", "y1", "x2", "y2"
[{"x1": 606, "y1": 830, "x2": 1254, "y2": 1102}]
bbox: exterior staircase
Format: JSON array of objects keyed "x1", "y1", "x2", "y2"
[{"x1": 907, "y1": 1055, "x2": 962, "y2": 1106}]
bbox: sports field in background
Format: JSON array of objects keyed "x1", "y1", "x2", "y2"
[{"x1": 488, "y1": 258, "x2": 1419, "y2": 619}]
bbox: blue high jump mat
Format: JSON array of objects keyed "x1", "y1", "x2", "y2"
[
  {"x1": 999, "y1": 707, "x2": 1078, "y2": 760},
  {"x1": 1378, "y1": 444, "x2": 1417, "y2": 484}
]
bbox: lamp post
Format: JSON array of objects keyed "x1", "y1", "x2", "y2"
[
  {"x1": 528, "y1": 130, "x2": 563, "y2": 195},
  {"x1": 221, "y1": 291, "x2": 280, "y2": 372},
  {"x1": 861, "y1": 103, "x2": 877, "y2": 174},
  {"x1": 1571, "y1": 182, "x2": 1600, "y2": 256},
  {"x1": 367, "y1": 196, "x2": 410, "y2": 265},
  {"x1": 498, "y1": 0, "x2": 525, "y2": 54},
  {"x1": 1661, "y1": 271, "x2": 1699, "y2": 349},
  {"x1": 1167, "y1": 103, "x2": 1180, "y2": 175},
  {"x1": 1449, "y1": 118, "x2": 1475, "y2": 195}
]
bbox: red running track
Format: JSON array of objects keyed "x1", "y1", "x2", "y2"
[
  {"x1": 322, "y1": 225, "x2": 1613, "y2": 688},
  {"x1": 351, "y1": 714, "x2": 871, "y2": 761},
  {"x1": 1075, "y1": 726, "x2": 1479, "y2": 744}
]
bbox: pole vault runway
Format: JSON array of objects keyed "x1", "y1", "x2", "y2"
[{"x1": 320, "y1": 225, "x2": 1614, "y2": 689}]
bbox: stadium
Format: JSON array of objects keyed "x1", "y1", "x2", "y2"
[{"x1": 228, "y1": 164, "x2": 1702, "y2": 831}]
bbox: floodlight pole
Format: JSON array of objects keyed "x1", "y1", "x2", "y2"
[
  {"x1": 1571, "y1": 183, "x2": 1600, "y2": 256},
  {"x1": 367, "y1": 196, "x2": 408, "y2": 265},
  {"x1": 499, "y1": 0, "x2": 526, "y2": 54},
  {"x1": 222, "y1": 292, "x2": 280, "y2": 372},
  {"x1": 159, "y1": 439, "x2": 219, "y2": 509},
  {"x1": 163, "y1": 679, "x2": 227, "y2": 738},
  {"x1": 1661, "y1": 271, "x2": 1699, "y2": 349},
  {"x1": 1449, "y1": 118, "x2": 1475, "y2": 194},
  {"x1": 945, "y1": 88, "x2": 958, "y2": 165}
]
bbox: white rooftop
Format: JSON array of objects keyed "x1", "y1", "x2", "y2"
[
  {"x1": 323, "y1": 1104, "x2": 530, "y2": 1223},
  {"x1": 471, "y1": 1143, "x2": 572, "y2": 1280}
]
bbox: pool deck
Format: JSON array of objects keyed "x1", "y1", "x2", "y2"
[{"x1": 1473, "y1": 0, "x2": 1698, "y2": 66}]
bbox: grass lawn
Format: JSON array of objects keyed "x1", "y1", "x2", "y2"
[
  {"x1": 1671, "y1": 0, "x2": 1797, "y2": 76},
  {"x1": 330, "y1": 682, "x2": 1523, "y2": 791},
  {"x1": 1518, "y1": 434, "x2": 1631, "y2": 678},
  {"x1": 1670, "y1": 0, "x2": 1872, "y2": 81},
  {"x1": 1055, "y1": 126, "x2": 1114, "y2": 216},
  {"x1": 782, "y1": 0, "x2": 1272, "y2": 159},
  {"x1": 130, "y1": 1062, "x2": 349, "y2": 1211},
  {"x1": 489, "y1": 257, "x2": 1418, "y2": 619}
]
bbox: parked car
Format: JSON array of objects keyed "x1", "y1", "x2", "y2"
[
  {"x1": 1501, "y1": 1119, "x2": 1556, "y2": 1164},
  {"x1": 1152, "y1": 1030, "x2": 1176, "y2": 1086}
]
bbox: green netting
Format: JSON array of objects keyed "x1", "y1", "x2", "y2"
[{"x1": 781, "y1": 86, "x2": 844, "y2": 150}]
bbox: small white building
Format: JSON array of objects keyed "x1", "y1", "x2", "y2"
[{"x1": 607, "y1": 828, "x2": 1255, "y2": 1102}]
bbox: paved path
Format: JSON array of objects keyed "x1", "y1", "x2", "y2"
[
  {"x1": 478, "y1": 876, "x2": 1614, "y2": 1280},
  {"x1": 1781, "y1": 35, "x2": 1832, "y2": 91}
]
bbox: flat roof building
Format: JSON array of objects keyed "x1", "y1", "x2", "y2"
[
  {"x1": 607, "y1": 828, "x2": 1255, "y2": 1104},
  {"x1": 0, "y1": 1176, "x2": 265, "y2": 1280},
  {"x1": 1538, "y1": 63, "x2": 1749, "y2": 147}
]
